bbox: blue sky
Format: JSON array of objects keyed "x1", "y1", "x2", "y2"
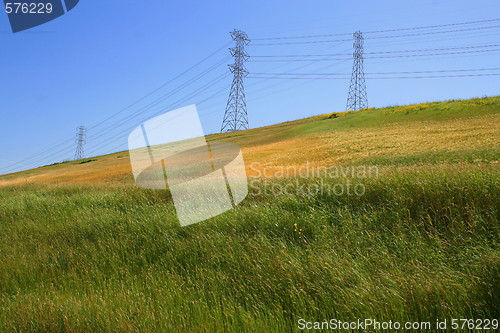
[{"x1": 1, "y1": 0, "x2": 499, "y2": 174}]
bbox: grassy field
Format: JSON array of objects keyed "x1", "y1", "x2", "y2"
[{"x1": 0, "y1": 97, "x2": 499, "y2": 332}]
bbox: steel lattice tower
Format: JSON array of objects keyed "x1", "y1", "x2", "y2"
[
  {"x1": 346, "y1": 31, "x2": 368, "y2": 111},
  {"x1": 221, "y1": 29, "x2": 250, "y2": 132},
  {"x1": 74, "y1": 126, "x2": 86, "y2": 160}
]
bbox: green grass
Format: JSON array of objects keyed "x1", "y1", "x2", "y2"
[
  {"x1": 0, "y1": 96, "x2": 499, "y2": 331},
  {"x1": 353, "y1": 148, "x2": 499, "y2": 166},
  {"x1": 0, "y1": 164, "x2": 498, "y2": 332},
  {"x1": 276, "y1": 96, "x2": 500, "y2": 140}
]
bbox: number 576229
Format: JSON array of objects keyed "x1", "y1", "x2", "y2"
[{"x1": 5, "y1": 2, "x2": 53, "y2": 14}]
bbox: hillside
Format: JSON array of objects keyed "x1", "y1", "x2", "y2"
[
  {"x1": 0, "y1": 97, "x2": 499, "y2": 332},
  {"x1": 1, "y1": 96, "x2": 499, "y2": 185}
]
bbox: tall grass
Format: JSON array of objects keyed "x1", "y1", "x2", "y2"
[
  {"x1": 0, "y1": 96, "x2": 498, "y2": 331},
  {"x1": 0, "y1": 164, "x2": 498, "y2": 331}
]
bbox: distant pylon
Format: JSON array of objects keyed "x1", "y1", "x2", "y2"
[
  {"x1": 74, "y1": 126, "x2": 86, "y2": 160},
  {"x1": 346, "y1": 31, "x2": 368, "y2": 111},
  {"x1": 221, "y1": 29, "x2": 250, "y2": 132}
]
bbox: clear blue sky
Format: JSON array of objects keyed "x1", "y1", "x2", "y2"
[{"x1": 1, "y1": 0, "x2": 499, "y2": 174}]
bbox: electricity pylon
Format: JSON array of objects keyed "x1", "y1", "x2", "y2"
[
  {"x1": 221, "y1": 30, "x2": 250, "y2": 132},
  {"x1": 346, "y1": 31, "x2": 368, "y2": 111},
  {"x1": 74, "y1": 126, "x2": 86, "y2": 160}
]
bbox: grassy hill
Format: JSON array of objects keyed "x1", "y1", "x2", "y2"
[
  {"x1": 0, "y1": 97, "x2": 499, "y2": 331},
  {"x1": 1, "y1": 96, "x2": 498, "y2": 185}
]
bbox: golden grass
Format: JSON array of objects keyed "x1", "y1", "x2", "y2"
[
  {"x1": 241, "y1": 112, "x2": 499, "y2": 176},
  {"x1": 1, "y1": 98, "x2": 498, "y2": 185}
]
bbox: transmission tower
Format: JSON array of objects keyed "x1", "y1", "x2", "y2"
[
  {"x1": 221, "y1": 29, "x2": 250, "y2": 132},
  {"x1": 74, "y1": 126, "x2": 86, "y2": 160},
  {"x1": 346, "y1": 31, "x2": 368, "y2": 111}
]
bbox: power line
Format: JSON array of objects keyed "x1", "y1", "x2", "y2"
[
  {"x1": 85, "y1": 72, "x2": 232, "y2": 156},
  {"x1": 91, "y1": 81, "x2": 233, "y2": 157},
  {"x1": 249, "y1": 48, "x2": 500, "y2": 62},
  {"x1": 0, "y1": 43, "x2": 232, "y2": 175},
  {"x1": 252, "y1": 18, "x2": 500, "y2": 40},
  {"x1": 251, "y1": 24, "x2": 500, "y2": 46},
  {"x1": 250, "y1": 67, "x2": 500, "y2": 76},
  {"x1": 363, "y1": 30, "x2": 500, "y2": 47},
  {"x1": 87, "y1": 42, "x2": 232, "y2": 131},
  {"x1": 84, "y1": 56, "x2": 230, "y2": 150},
  {"x1": 4, "y1": 18, "x2": 500, "y2": 175},
  {"x1": 248, "y1": 73, "x2": 500, "y2": 80},
  {"x1": 0, "y1": 144, "x2": 75, "y2": 175},
  {"x1": 250, "y1": 43, "x2": 500, "y2": 58},
  {"x1": 246, "y1": 59, "x2": 354, "y2": 107},
  {"x1": 245, "y1": 50, "x2": 353, "y2": 103}
]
